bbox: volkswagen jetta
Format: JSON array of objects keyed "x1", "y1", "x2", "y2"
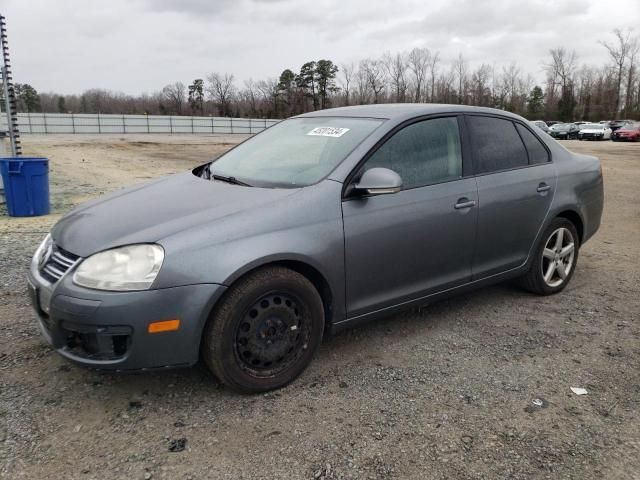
[{"x1": 28, "y1": 104, "x2": 604, "y2": 393}]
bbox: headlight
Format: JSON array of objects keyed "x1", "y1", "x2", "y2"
[
  {"x1": 32, "y1": 233, "x2": 52, "y2": 271},
  {"x1": 73, "y1": 244, "x2": 164, "y2": 291}
]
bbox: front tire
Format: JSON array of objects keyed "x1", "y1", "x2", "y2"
[
  {"x1": 519, "y1": 218, "x2": 579, "y2": 295},
  {"x1": 202, "y1": 266, "x2": 324, "y2": 393}
]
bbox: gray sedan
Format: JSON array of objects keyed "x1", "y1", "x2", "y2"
[{"x1": 28, "y1": 104, "x2": 604, "y2": 393}]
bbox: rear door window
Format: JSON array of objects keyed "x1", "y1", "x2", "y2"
[
  {"x1": 466, "y1": 116, "x2": 528, "y2": 174},
  {"x1": 515, "y1": 124, "x2": 550, "y2": 165}
]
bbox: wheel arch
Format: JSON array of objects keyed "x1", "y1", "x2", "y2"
[
  {"x1": 221, "y1": 256, "x2": 336, "y2": 329},
  {"x1": 555, "y1": 209, "x2": 584, "y2": 245}
]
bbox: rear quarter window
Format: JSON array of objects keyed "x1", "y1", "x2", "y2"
[
  {"x1": 466, "y1": 116, "x2": 528, "y2": 174},
  {"x1": 515, "y1": 123, "x2": 550, "y2": 165}
]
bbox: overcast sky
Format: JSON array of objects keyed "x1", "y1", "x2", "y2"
[{"x1": 1, "y1": 0, "x2": 638, "y2": 95}]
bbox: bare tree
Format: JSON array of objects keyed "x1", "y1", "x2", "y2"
[
  {"x1": 383, "y1": 52, "x2": 408, "y2": 102},
  {"x1": 340, "y1": 62, "x2": 355, "y2": 106},
  {"x1": 241, "y1": 79, "x2": 259, "y2": 117},
  {"x1": 161, "y1": 82, "x2": 186, "y2": 114},
  {"x1": 576, "y1": 65, "x2": 596, "y2": 119},
  {"x1": 600, "y1": 28, "x2": 636, "y2": 118},
  {"x1": 621, "y1": 32, "x2": 639, "y2": 116},
  {"x1": 470, "y1": 64, "x2": 492, "y2": 106},
  {"x1": 501, "y1": 62, "x2": 523, "y2": 111},
  {"x1": 407, "y1": 47, "x2": 430, "y2": 102},
  {"x1": 354, "y1": 63, "x2": 369, "y2": 104},
  {"x1": 207, "y1": 73, "x2": 236, "y2": 116},
  {"x1": 437, "y1": 69, "x2": 456, "y2": 104},
  {"x1": 454, "y1": 53, "x2": 468, "y2": 104},
  {"x1": 428, "y1": 51, "x2": 440, "y2": 102},
  {"x1": 257, "y1": 78, "x2": 279, "y2": 117},
  {"x1": 546, "y1": 48, "x2": 578, "y2": 91},
  {"x1": 545, "y1": 48, "x2": 579, "y2": 119},
  {"x1": 361, "y1": 59, "x2": 385, "y2": 104}
]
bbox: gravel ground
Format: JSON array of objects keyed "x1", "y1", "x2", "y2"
[{"x1": 1, "y1": 136, "x2": 639, "y2": 480}]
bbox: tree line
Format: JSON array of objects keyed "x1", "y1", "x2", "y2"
[{"x1": 5, "y1": 28, "x2": 640, "y2": 122}]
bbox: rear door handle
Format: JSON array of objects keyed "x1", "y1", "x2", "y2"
[
  {"x1": 537, "y1": 183, "x2": 551, "y2": 193},
  {"x1": 454, "y1": 198, "x2": 476, "y2": 210}
]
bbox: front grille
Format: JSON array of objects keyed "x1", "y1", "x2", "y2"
[{"x1": 40, "y1": 246, "x2": 80, "y2": 283}]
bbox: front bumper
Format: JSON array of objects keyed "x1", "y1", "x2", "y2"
[{"x1": 27, "y1": 268, "x2": 226, "y2": 370}]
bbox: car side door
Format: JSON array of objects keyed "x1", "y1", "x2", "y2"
[
  {"x1": 465, "y1": 115, "x2": 556, "y2": 279},
  {"x1": 341, "y1": 116, "x2": 478, "y2": 317}
]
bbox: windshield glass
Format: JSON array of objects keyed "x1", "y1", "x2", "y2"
[
  {"x1": 555, "y1": 124, "x2": 570, "y2": 131},
  {"x1": 207, "y1": 117, "x2": 384, "y2": 187},
  {"x1": 582, "y1": 124, "x2": 602, "y2": 129}
]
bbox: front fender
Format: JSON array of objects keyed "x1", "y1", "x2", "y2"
[{"x1": 153, "y1": 180, "x2": 347, "y2": 324}]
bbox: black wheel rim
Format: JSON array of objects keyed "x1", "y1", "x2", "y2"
[{"x1": 234, "y1": 292, "x2": 310, "y2": 377}]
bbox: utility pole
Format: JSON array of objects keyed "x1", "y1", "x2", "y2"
[{"x1": 1, "y1": 14, "x2": 21, "y2": 156}]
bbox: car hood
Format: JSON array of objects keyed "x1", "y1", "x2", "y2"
[
  {"x1": 615, "y1": 128, "x2": 638, "y2": 133},
  {"x1": 580, "y1": 129, "x2": 605, "y2": 133},
  {"x1": 52, "y1": 171, "x2": 298, "y2": 257}
]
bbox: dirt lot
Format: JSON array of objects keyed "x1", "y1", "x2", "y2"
[{"x1": 1, "y1": 135, "x2": 639, "y2": 480}]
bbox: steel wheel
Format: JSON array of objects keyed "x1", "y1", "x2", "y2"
[
  {"x1": 234, "y1": 292, "x2": 309, "y2": 377},
  {"x1": 202, "y1": 266, "x2": 324, "y2": 393},
  {"x1": 541, "y1": 227, "x2": 575, "y2": 288}
]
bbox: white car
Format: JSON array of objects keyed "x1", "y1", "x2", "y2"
[
  {"x1": 530, "y1": 120, "x2": 550, "y2": 134},
  {"x1": 578, "y1": 123, "x2": 612, "y2": 141}
]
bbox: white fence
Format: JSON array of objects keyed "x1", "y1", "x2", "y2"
[{"x1": 0, "y1": 113, "x2": 280, "y2": 135}]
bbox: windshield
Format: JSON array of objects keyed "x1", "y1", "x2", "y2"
[
  {"x1": 582, "y1": 124, "x2": 602, "y2": 130},
  {"x1": 206, "y1": 117, "x2": 384, "y2": 187},
  {"x1": 555, "y1": 124, "x2": 570, "y2": 131}
]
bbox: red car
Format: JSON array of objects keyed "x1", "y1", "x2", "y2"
[{"x1": 611, "y1": 123, "x2": 640, "y2": 142}]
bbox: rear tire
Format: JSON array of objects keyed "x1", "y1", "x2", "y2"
[
  {"x1": 519, "y1": 218, "x2": 579, "y2": 295},
  {"x1": 202, "y1": 266, "x2": 324, "y2": 393}
]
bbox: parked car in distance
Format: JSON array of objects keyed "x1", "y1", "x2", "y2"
[
  {"x1": 578, "y1": 123, "x2": 612, "y2": 141},
  {"x1": 531, "y1": 120, "x2": 550, "y2": 134},
  {"x1": 27, "y1": 104, "x2": 604, "y2": 393},
  {"x1": 549, "y1": 123, "x2": 580, "y2": 140},
  {"x1": 609, "y1": 120, "x2": 634, "y2": 132},
  {"x1": 611, "y1": 123, "x2": 640, "y2": 142}
]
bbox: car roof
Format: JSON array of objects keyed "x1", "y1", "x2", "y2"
[{"x1": 294, "y1": 103, "x2": 525, "y2": 121}]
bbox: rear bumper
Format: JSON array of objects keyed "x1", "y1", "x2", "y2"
[{"x1": 27, "y1": 270, "x2": 226, "y2": 370}]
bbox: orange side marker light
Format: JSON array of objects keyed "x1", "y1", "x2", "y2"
[{"x1": 148, "y1": 319, "x2": 181, "y2": 333}]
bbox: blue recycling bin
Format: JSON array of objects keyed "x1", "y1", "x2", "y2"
[{"x1": 0, "y1": 157, "x2": 50, "y2": 217}]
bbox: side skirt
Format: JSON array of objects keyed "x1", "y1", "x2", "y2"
[{"x1": 330, "y1": 264, "x2": 528, "y2": 334}]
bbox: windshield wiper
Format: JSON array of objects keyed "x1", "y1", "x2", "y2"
[{"x1": 211, "y1": 173, "x2": 252, "y2": 187}]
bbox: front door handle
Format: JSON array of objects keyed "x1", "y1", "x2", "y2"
[
  {"x1": 537, "y1": 183, "x2": 551, "y2": 193},
  {"x1": 454, "y1": 198, "x2": 476, "y2": 210}
]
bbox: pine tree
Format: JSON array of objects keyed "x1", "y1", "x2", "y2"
[{"x1": 526, "y1": 86, "x2": 545, "y2": 118}]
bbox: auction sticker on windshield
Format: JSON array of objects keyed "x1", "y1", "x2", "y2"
[{"x1": 307, "y1": 127, "x2": 350, "y2": 137}]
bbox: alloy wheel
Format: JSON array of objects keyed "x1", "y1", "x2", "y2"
[{"x1": 541, "y1": 227, "x2": 575, "y2": 288}]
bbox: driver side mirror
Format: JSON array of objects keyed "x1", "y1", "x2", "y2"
[{"x1": 353, "y1": 168, "x2": 403, "y2": 196}]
